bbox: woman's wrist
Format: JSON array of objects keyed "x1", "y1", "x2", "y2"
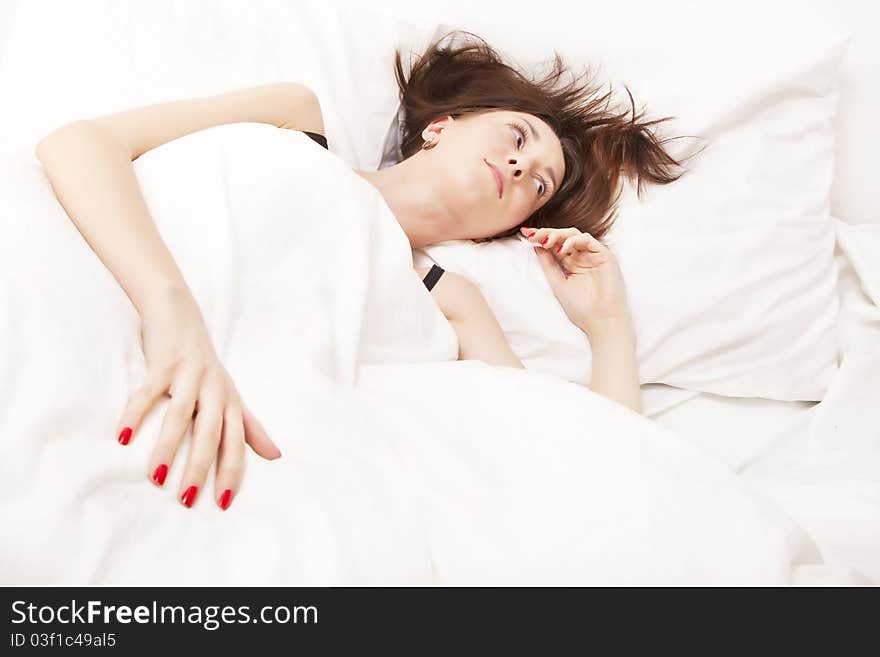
[
  {"x1": 136, "y1": 282, "x2": 200, "y2": 322},
  {"x1": 581, "y1": 314, "x2": 636, "y2": 346},
  {"x1": 586, "y1": 316, "x2": 642, "y2": 415}
]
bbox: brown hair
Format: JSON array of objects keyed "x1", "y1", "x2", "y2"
[{"x1": 393, "y1": 30, "x2": 706, "y2": 241}]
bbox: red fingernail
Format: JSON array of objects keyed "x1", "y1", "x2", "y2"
[
  {"x1": 541, "y1": 236, "x2": 549, "y2": 245},
  {"x1": 181, "y1": 485, "x2": 198, "y2": 508},
  {"x1": 526, "y1": 231, "x2": 536, "y2": 238},
  {"x1": 556, "y1": 245, "x2": 563, "y2": 253},
  {"x1": 117, "y1": 427, "x2": 132, "y2": 445},
  {"x1": 152, "y1": 464, "x2": 168, "y2": 487},
  {"x1": 219, "y1": 489, "x2": 233, "y2": 511}
]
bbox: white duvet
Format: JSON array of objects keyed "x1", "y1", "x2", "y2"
[{"x1": 0, "y1": 124, "x2": 844, "y2": 584}]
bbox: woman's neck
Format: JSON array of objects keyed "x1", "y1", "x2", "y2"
[{"x1": 354, "y1": 158, "x2": 456, "y2": 250}]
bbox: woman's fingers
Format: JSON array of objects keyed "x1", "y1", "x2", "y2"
[
  {"x1": 129, "y1": 295, "x2": 281, "y2": 510},
  {"x1": 127, "y1": 362, "x2": 278, "y2": 509},
  {"x1": 115, "y1": 367, "x2": 169, "y2": 447},
  {"x1": 242, "y1": 404, "x2": 282, "y2": 460},
  {"x1": 177, "y1": 379, "x2": 225, "y2": 508},
  {"x1": 521, "y1": 226, "x2": 579, "y2": 251},
  {"x1": 215, "y1": 403, "x2": 246, "y2": 511},
  {"x1": 520, "y1": 227, "x2": 609, "y2": 269},
  {"x1": 147, "y1": 368, "x2": 200, "y2": 490},
  {"x1": 556, "y1": 234, "x2": 588, "y2": 257}
]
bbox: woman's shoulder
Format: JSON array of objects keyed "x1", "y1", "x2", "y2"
[
  {"x1": 414, "y1": 266, "x2": 475, "y2": 291},
  {"x1": 414, "y1": 267, "x2": 484, "y2": 321}
]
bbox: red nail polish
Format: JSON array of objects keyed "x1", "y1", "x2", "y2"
[
  {"x1": 527, "y1": 231, "x2": 536, "y2": 238},
  {"x1": 117, "y1": 427, "x2": 132, "y2": 445},
  {"x1": 181, "y1": 485, "x2": 198, "y2": 508},
  {"x1": 152, "y1": 464, "x2": 168, "y2": 486},
  {"x1": 556, "y1": 245, "x2": 563, "y2": 253},
  {"x1": 219, "y1": 489, "x2": 233, "y2": 511},
  {"x1": 541, "y1": 236, "x2": 549, "y2": 245}
]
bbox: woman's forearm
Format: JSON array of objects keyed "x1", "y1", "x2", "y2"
[
  {"x1": 587, "y1": 319, "x2": 642, "y2": 415},
  {"x1": 35, "y1": 121, "x2": 197, "y2": 317}
]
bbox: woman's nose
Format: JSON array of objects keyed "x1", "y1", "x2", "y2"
[{"x1": 508, "y1": 158, "x2": 522, "y2": 178}]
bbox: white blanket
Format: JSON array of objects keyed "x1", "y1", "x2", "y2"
[{"x1": 0, "y1": 124, "x2": 842, "y2": 584}]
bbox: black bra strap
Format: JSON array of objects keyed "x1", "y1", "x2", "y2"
[
  {"x1": 422, "y1": 264, "x2": 445, "y2": 291},
  {"x1": 302, "y1": 131, "x2": 328, "y2": 150}
]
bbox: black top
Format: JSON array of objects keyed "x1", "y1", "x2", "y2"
[{"x1": 298, "y1": 130, "x2": 445, "y2": 293}]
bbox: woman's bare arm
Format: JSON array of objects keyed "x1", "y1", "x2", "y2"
[
  {"x1": 33, "y1": 82, "x2": 324, "y2": 508},
  {"x1": 417, "y1": 267, "x2": 641, "y2": 413},
  {"x1": 416, "y1": 268, "x2": 524, "y2": 369},
  {"x1": 35, "y1": 82, "x2": 324, "y2": 314},
  {"x1": 39, "y1": 81, "x2": 325, "y2": 161}
]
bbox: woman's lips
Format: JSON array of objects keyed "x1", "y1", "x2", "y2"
[{"x1": 484, "y1": 159, "x2": 504, "y2": 198}]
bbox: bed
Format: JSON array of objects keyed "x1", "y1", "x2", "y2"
[{"x1": 0, "y1": 0, "x2": 877, "y2": 585}]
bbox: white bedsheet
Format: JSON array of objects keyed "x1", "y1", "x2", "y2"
[{"x1": 0, "y1": 125, "x2": 869, "y2": 585}]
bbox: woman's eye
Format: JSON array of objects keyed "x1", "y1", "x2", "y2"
[{"x1": 537, "y1": 181, "x2": 545, "y2": 196}]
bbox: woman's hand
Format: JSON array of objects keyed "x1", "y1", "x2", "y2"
[
  {"x1": 114, "y1": 289, "x2": 281, "y2": 510},
  {"x1": 521, "y1": 226, "x2": 633, "y2": 336}
]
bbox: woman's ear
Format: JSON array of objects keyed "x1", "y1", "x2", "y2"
[{"x1": 421, "y1": 115, "x2": 455, "y2": 142}]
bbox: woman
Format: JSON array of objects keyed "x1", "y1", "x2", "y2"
[{"x1": 35, "y1": 31, "x2": 694, "y2": 511}]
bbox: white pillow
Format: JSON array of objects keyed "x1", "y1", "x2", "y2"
[
  {"x1": 0, "y1": 0, "x2": 440, "y2": 171},
  {"x1": 399, "y1": 4, "x2": 851, "y2": 402}
]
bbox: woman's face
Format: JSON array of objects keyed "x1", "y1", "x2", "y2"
[{"x1": 421, "y1": 110, "x2": 565, "y2": 239}]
